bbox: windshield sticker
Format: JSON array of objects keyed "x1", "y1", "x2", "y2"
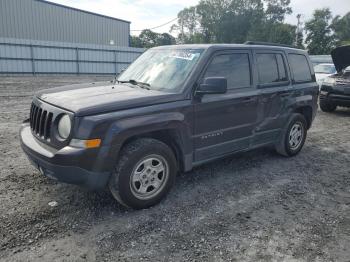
[{"x1": 169, "y1": 52, "x2": 199, "y2": 61}]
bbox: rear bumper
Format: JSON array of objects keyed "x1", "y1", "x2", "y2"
[{"x1": 20, "y1": 124, "x2": 111, "y2": 190}]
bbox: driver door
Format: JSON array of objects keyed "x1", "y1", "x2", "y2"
[{"x1": 193, "y1": 50, "x2": 259, "y2": 162}]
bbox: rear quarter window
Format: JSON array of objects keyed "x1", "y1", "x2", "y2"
[{"x1": 288, "y1": 54, "x2": 312, "y2": 83}]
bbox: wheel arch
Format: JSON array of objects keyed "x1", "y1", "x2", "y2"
[
  {"x1": 294, "y1": 106, "x2": 313, "y2": 129},
  {"x1": 120, "y1": 129, "x2": 186, "y2": 171}
]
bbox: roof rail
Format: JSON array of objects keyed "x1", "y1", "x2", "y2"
[{"x1": 244, "y1": 41, "x2": 298, "y2": 49}]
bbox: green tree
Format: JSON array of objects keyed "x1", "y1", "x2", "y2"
[
  {"x1": 264, "y1": 0, "x2": 292, "y2": 23},
  {"x1": 305, "y1": 8, "x2": 335, "y2": 55},
  {"x1": 156, "y1": 33, "x2": 176, "y2": 46},
  {"x1": 171, "y1": 0, "x2": 296, "y2": 45},
  {"x1": 197, "y1": 0, "x2": 265, "y2": 43},
  {"x1": 130, "y1": 35, "x2": 143, "y2": 48},
  {"x1": 170, "y1": 6, "x2": 199, "y2": 43},
  {"x1": 130, "y1": 30, "x2": 176, "y2": 48},
  {"x1": 247, "y1": 20, "x2": 296, "y2": 45},
  {"x1": 138, "y1": 29, "x2": 159, "y2": 48},
  {"x1": 332, "y1": 12, "x2": 350, "y2": 45}
]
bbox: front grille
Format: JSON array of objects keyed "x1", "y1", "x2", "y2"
[
  {"x1": 29, "y1": 103, "x2": 53, "y2": 140},
  {"x1": 335, "y1": 80, "x2": 350, "y2": 86}
]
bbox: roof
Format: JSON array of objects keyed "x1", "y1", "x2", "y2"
[
  {"x1": 152, "y1": 43, "x2": 305, "y2": 52},
  {"x1": 35, "y1": 0, "x2": 131, "y2": 24}
]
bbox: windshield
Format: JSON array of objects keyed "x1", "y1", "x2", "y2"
[
  {"x1": 118, "y1": 48, "x2": 204, "y2": 92},
  {"x1": 314, "y1": 64, "x2": 336, "y2": 74}
]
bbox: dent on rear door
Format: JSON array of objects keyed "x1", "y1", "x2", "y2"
[{"x1": 252, "y1": 51, "x2": 293, "y2": 146}]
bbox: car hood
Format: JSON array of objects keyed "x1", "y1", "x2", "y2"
[
  {"x1": 315, "y1": 73, "x2": 332, "y2": 78},
  {"x1": 36, "y1": 81, "x2": 183, "y2": 116},
  {"x1": 331, "y1": 45, "x2": 350, "y2": 72}
]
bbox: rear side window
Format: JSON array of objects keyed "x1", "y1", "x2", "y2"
[
  {"x1": 204, "y1": 53, "x2": 251, "y2": 89},
  {"x1": 256, "y1": 53, "x2": 288, "y2": 85},
  {"x1": 288, "y1": 54, "x2": 312, "y2": 82}
]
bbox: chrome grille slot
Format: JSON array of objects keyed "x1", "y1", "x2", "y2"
[
  {"x1": 44, "y1": 113, "x2": 53, "y2": 139},
  {"x1": 35, "y1": 108, "x2": 42, "y2": 134},
  {"x1": 29, "y1": 103, "x2": 54, "y2": 140}
]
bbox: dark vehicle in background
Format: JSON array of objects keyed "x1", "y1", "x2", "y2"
[
  {"x1": 20, "y1": 43, "x2": 318, "y2": 209},
  {"x1": 320, "y1": 45, "x2": 350, "y2": 112}
]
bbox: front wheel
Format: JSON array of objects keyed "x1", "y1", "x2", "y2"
[
  {"x1": 109, "y1": 138, "x2": 177, "y2": 209},
  {"x1": 320, "y1": 100, "x2": 337, "y2": 112},
  {"x1": 275, "y1": 113, "x2": 307, "y2": 157}
]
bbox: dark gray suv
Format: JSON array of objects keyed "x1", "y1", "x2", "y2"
[{"x1": 20, "y1": 42, "x2": 319, "y2": 209}]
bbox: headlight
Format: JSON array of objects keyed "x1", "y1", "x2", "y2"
[
  {"x1": 57, "y1": 114, "x2": 71, "y2": 139},
  {"x1": 322, "y1": 77, "x2": 335, "y2": 85}
]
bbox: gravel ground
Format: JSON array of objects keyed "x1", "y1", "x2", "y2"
[{"x1": 0, "y1": 76, "x2": 349, "y2": 262}]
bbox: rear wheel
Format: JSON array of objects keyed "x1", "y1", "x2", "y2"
[
  {"x1": 109, "y1": 138, "x2": 177, "y2": 209},
  {"x1": 320, "y1": 100, "x2": 337, "y2": 112},
  {"x1": 275, "y1": 113, "x2": 307, "y2": 157}
]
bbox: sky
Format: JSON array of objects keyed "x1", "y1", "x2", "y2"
[{"x1": 50, "y1": 0, "x2": 350, "y2": 35}]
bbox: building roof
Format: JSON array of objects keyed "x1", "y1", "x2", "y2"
[{"x1": 36, "y1": 0, "x2": 131, "y2": 24}]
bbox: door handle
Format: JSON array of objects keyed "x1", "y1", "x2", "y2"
[
  {"x1": 280, "y1": 92, "x2": 292, "y2": 97},
  {"x1": 243, "y1": 97, "x2": 256, "y2": 102}
]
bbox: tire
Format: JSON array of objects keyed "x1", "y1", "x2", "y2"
[
  {"x1": 275, "y1": 113, "x2": 307, "y2": 157},
  {"x1": 109, "y1": 138, "x2": 177, "y2": 209},
  {"x1": 320, "y1": 100, "x2": 337, "y2": 112}
]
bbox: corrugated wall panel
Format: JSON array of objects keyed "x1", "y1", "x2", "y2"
[
  {"x1": 0, "y1": 0, "x2": 130, "y2": 46},
  {"x1": 79, "y1": 50, "x2": 115, "y2": 62},
  {"x1": 118, "y1": 52, "x2": 140, "y2": 63},
  {"x1": 0, "y1": 37, "x2": 144, "y2": 74},
  {"x1": 0, "y1": 59, "x2": 32, "y2": 73},
  {"x1": 117, "y1": 63, "x2": 130, "y2": 73},
  {"x1": 35, "y1": 61, "x2": 77, "y2": 73},
  {"x1": 34, "y1": 47, "x2": 76, "y2": 60},
  {"x1": 0, "y1": 45, "x2": 31, "y2": 59},
  {"x1": 79, "y1": 62, "x2": 115, "y2": 74}
]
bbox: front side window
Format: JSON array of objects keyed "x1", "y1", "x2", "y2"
[
  {"x1": 257, "y1": 53, "x2": 288, "y2": 85},
  {"x1": 118, "y1": 48, "x2": 204, "y2": 92},
  {"x1": 288, "y1": 54, "x2": 312, "y2": 82},
  {"x1": 204, "y1": 53, "x2": 251, "y2": 89}
]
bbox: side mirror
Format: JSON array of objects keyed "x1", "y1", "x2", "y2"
[{"x1": 196, "y1": 77, "x2": 227, "y2": 95}]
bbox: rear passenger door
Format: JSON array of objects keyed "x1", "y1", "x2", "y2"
[
  {"x1": 287, "y1": 52, "x2": 318, "y2": 121},
  {"x1": 252, "y1": 51, "x2": 292, "y2": 145},
  {"x1": 193, "y1": 50, "x2": 258, "y2": 162}
]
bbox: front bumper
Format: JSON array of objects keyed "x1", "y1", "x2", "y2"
[
  {"x1": 320, "y1": 92, "x2": 350, "y2": 107},
  {"x1": 20, "y1": 124, "x2": 111, "y2": 190}
]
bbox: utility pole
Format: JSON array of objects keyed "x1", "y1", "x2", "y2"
[{"x1": 296, "y1": 14, "x2": 302, "y2": 45}]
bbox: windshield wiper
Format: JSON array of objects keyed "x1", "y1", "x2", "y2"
[{"x1": 118, "y1": 79, "x2": 151, "y2": 90}]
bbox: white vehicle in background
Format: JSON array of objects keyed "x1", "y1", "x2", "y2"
[{"x1": 314, "y1": 63, "x2": 337, "y2": 86}]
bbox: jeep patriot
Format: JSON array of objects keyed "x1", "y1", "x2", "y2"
[{"x1": 20, "y1": 43, "x2": 319, "y2": 209}]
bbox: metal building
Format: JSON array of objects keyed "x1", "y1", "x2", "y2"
[
  {"x1": 0, "y1": 0, "x2": 144, "y2": 75},
  {"x1": 0, "y1": 0, "x2": 130, "y2": 46}
]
